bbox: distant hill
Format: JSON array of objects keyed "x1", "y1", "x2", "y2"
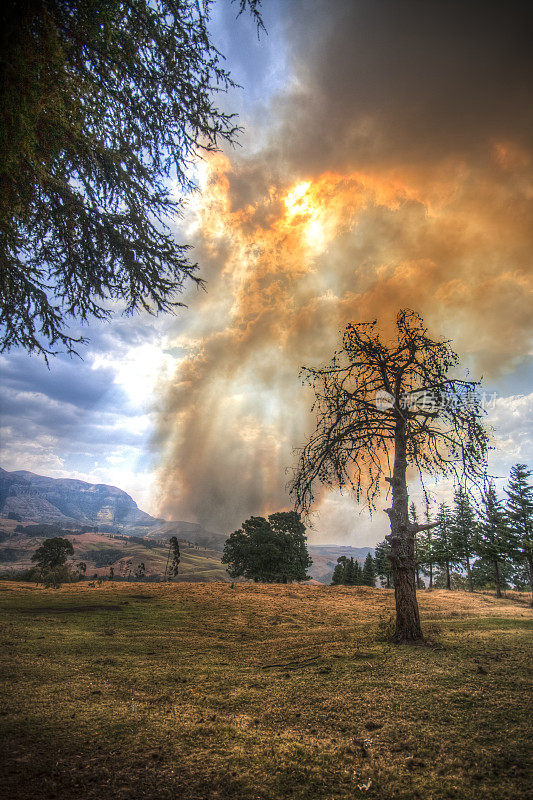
[
  {"x1": 0, "y1": 467, "x2": 155, "y2": 527},
  {"x1": 135, "y1": 519, "x2": 227, "y2": 550},
  {"x1": 0, "y1": 521, "x2": 228, "y2": 582},
  {"x1": 0, "y1": 521, "x2": 375, "y2": 584},
  {"x1": 307, "y1": 545, "x2": 375, "y2": 584},
  {"x1": 0, "y1": 468, "x2": 224, "y2": 549}
]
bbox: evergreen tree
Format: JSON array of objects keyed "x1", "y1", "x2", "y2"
[
  {"x1": 476, "y1": 482, "x2": 516, "y2": 598},
  {"x1": 505, "y1": 463, "x2": 533, "y2": 602},
  {"x1": 341, "y1": 557, "x2": 364, "y2": 586},
  {"x1": 450, "y1": 488, "x2": 477, "y2": 592},
  {"x1": 432, "y1": 502, "x2": 453, "y2": 590},
  {"x1": 168, "y1": 536, "x2": 181, "y2": 579},
  {"x1": 433, "y1": 569, "x2": 467, "y2": 590},
  {"x1": 424, "y1": 499, "x2": 435, "y2": 588},
  {"x1": 331, "y1": 557, "x2": 347, "y2": 585},
  {"x1": 362, "y1": 553, "x2": 376, "y2": 587},
  {"x1": 344, "y1": 557, "x2": 356, "y2": 585},
  {"x1": 374, "y1": 540, "x2": 393, "y2": 588},
  {"x1": 1, "y1": 0, "x2": 263, "y2": 357},
  {"x1": 509, "y1": 561, "x2": 532, "y2": 591},
  {"x1": 415, "y1": 499, "x2": 435, "y2": 588},
  {"x1": 471, "y1": 557, "x2": 514, "y2": 592},
  {"x1": 409, "y1": 502, "x2": 423, "y2": 588}
]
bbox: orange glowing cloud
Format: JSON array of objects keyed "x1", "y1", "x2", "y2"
[{"x1": 153, "y1": 146, "x2": 533, "y2": 536}]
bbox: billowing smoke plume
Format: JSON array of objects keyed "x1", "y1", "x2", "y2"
[{"x1": 153, "y1": 1, "x2": 533, "y2": 537}]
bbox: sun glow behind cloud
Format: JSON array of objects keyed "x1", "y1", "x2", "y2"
[{"x1": 153, "y1": 143, "x2": 533, "y2": 540}]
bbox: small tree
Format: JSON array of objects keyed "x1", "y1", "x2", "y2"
[
  {"x1": 170, "y1": 536, "x2": 181, "y2": 578},
  {"x1": 505, "y1": 463, "x2": 533, "y2": 603},
  {"x1": 419, "y1": 499, "x2": 435, "y2": 589},
  {"x1": 222, "y1": 512, "x2": 312, "y2": 583},
  {"x1": 291, "y1": 311, "x2": 488, "y2": 642},
  {"x1": 165, "y1": 536, "x2": 181, "y2": 580},
  {"x1": 432, "y1": 502, "x2": 453, "y2": 590},
  {"x1": 450, "y1": 488, "x2": 477, "y2": 592},
  {"x1": 476, "y1": 482, "x2": 516, "y2": 598},
  {"x1": 31, "y1": 537, "x2": 74, "y2": 587},
  {"x1": 374, "y1": 540, "x2": 393, "y2": 588},
  {"x1": 331, "y1": 557, "x2": 347, "y2": 585},
  {"x1": 409, "y1": 502, "x2": 423, "y2": 589},
  {"x1": 471, "y1": 557, "x2": 514, "y2": 592},
  {"x1": 433, "y1": 569, "x2": 467, "y2": 590},
  {"x1": 344, "y1": 557, "x2": 361, "y2": 586},
  {"x1": 135, "y1": 562, "x2": 146, "y2": 580},
  {"x1": 362, "y1": 553, "x2": 376, "y2": 587}
]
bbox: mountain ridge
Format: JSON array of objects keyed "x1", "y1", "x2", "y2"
[
  {"x1": 0, "y1": 468, "x2": 375, "y2": 580},
  {"x1": 0, "y1": 467, "x2": 223, "y2": 548}
]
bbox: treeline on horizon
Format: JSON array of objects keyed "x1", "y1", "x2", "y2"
[
  {"x1": 0, "y1": 463, "x2": 531, "y2": 598},
  {"x1": 361, "y1": 463, "x2": 532, "y2": 597}
]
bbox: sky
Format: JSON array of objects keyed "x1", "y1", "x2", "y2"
[{"x1": 1, "y1": 0, "x2": 532, "y2": 546}]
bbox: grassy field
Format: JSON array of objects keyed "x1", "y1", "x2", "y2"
[
  {"x1": 0, "y1": 523, "x2": 228, "y2": 581},
  {"x1": 0, "y1": 583, "x2": 531, "y2": 800}
]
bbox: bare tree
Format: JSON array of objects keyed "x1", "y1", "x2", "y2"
[{"x1": 290, "y1": 310, "x2": 489, "y2": 643}]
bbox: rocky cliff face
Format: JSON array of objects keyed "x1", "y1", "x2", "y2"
[{"x1": 0, "y1": 468, "x2": 158, "y2": 528}]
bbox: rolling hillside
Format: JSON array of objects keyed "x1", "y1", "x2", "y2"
[
  {"x1": 0, "y1": 519, "x2": 228, "y2": 581},
  {"x1": 0, "y1": 519, "x2": 374, "y2": 584}
]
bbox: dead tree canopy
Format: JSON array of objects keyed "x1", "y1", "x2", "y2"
[{"x1": 291, "y1": 309, "x2": 489, "y2": 643}]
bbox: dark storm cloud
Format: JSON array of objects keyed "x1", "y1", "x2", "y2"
[
  {"x1": 272, "y1": 0, "x2": 533, "y2": 175},
  {"x1": 0, "y1": 351, "x2": 117, "y2": 410},
  {"x1": 0, "y1": 312, "x2": 160, "y2": 479},
  {"x1": 0, "y1": 387, "x2": 143, "y2": 450}
]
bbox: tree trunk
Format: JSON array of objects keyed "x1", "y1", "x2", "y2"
[
  {"x1": 416, "y1": 567, "x2": 420, "y2": 589},
  {"x1": 465, "y1": 554, "x2": 473, "y2": 592},
  {"x1": 445, "y1": 561, "x2": 451, "y2": 590},
  {"x1": 527, "y1": 556, "x2": 533, "y2": 607},
  {"x1": 385, "y1": 415, "x2": 424, "y2": 643},
  {"x1": 494, "y1": 558, "x2": 502, "y2": 598}
]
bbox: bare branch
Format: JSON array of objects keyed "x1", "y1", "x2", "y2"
[{"x1": 290, "y1": 309, "x2": 489, "y2": 516}]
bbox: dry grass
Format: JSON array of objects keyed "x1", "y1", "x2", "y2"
[{"x1": 0, "y1": 582, "x2": 532, "y2": 800}]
